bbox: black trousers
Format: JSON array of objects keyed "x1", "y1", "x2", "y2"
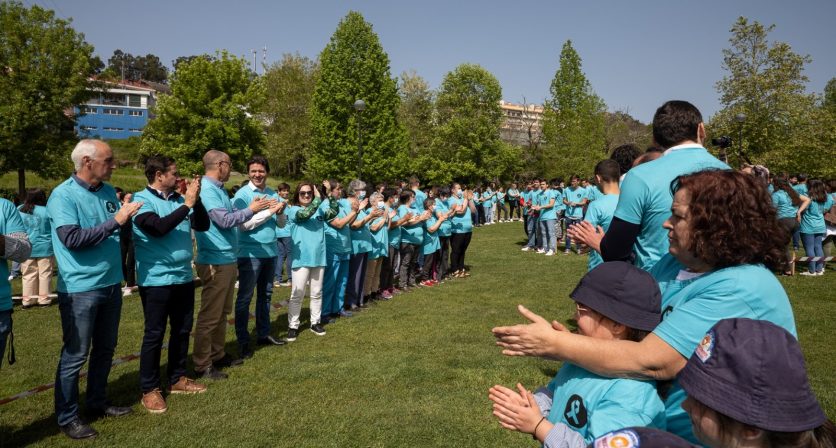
[
  {"x1": 399, "y1": 243, "x2": 419, "y2": 287},
  {"x1": 509, "y1": 200, "x2": 520, "y2": 219},
  {"x1": 139, "y1": 281, "x2": 195, "y2": 392},
  {"x1": 420, "y1": 250, "x2": 437, "y2": 281},
  {"x1": 449, "y1": 232, "x2": 472, "y2": 272},
  {"x1": 439, "y1": 236, "x2": 451, "y2": 279}
]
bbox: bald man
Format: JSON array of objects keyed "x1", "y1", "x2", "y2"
[{"x1": 192, "y1": 150, "x2": 270, "y2": 380}]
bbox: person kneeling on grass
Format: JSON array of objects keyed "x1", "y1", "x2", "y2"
[{"x1": 489, "y1": 262, "x2": 665, "y2": 446}]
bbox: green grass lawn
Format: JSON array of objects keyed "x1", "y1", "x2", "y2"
[{"x1": 1, "y1": 222, "x2": 834, "y2": 447}]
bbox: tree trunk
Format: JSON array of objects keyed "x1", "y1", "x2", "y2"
[{"x1": 17, "y1": 168, "x2": 26, "y2": 203}]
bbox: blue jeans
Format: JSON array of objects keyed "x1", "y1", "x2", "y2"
[
  {"x1": 484, "y1": 205, "x2": 493, "y2": 223},
  {"x1": 322, "y1": 252, "x2": 350, "y2": 316},
  {"x1": 235, "y1": 257, "x2": 275, "y2": 348},
  {"x1": 565, "y1": 218, "x2": 582, "y2": 251},
  {"x1": 539, "y1": 219, "x2": 556, "y2": 252},
  {"x1": 525, "y1": 215, "x2": 539, "y2": 248},
  {"x1": 274, "y1": 237, "x2": 292, "y2": 283},
  {"x1": 55, "y1": 284, "x2": 122, "y2": 426},
  {"x1": 0, "y1": 309, "x2": 11, "y2": 368},
  {"x1": 792, "y1": 227, "x2": 801, "y2": 250},
  {"x1": 801, "y1": 233, "x2": 825, "y2": 273}
]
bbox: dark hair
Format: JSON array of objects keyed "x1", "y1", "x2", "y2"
[
  {"x1": 292, "y1": 181, "x2": 317, "y2": 205},
  {"x1": 594, "y1": 159, "x2": 621, "y2": 184},
  {"x1": 610, "y1": 144, "x2": 641, "y2": 176},
  {"x1": 383, "y1": 187, "x2": 399, "y2": 201},
  {"x1": 19, "y1": 188, "x2": 47, "y2": 214},
  {"x1": 646, "y1": 146, "x2": 664, "y2": 153},
  {"x1": 144, "y1": 155, "x2": 176, "y2": 183},
  {"x1": 277, "y1": 182, "x2": 291, "y2": 192},
  {"x1": 228, "y1": 185, "x2": 240, "y2": 198},
  {"x1": 772, "y1": 177, "x2": 802, "y2": 207},
  {"x1": 652, "y1": 100, "x2": 703, "y2": 149},
  {"x1": 423, "y1": 198, "x2": 434, "y2": 209},
  {"x1": 246, "y1": 155, "x2": 270, "y2": 173},
  {"x1": 671, "y1": 170, "x2": 787, "y2": 272},
  {"x1": 798, "y1": 173, "x2": 808, "y2": 182},
  {"x1": 807, "y1": 179, "x2": 828, "y2": 203},
  {"x1": 399, "y1": 190, "x2": 413, "y2": 204},
  {"x1": 438, "y1": 186, "x2": 451, "y2": 198}
]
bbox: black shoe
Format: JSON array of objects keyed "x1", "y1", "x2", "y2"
[
  {"x1": 320, "y1": 316, "x2": 335, "y2": 325},
  {"x1": 240, "y1": 344, "x2": 254, "y2": 359},
  {"x1": 310, "y1": 324, "x2": 326, "y2": 336},
  {"x1": 256, "y1": 335, "x2": 287, "y2": 346},
  {"x1": 60, "y1": 418, "x2": 98, "y2": 439},
  {"x1": 195, "y1": 366, "x2": 228, "y2": 380},
  {"x1": 88, "y1": 404, "x2": 133, "y2": 418},
  {"x1": 212, "y1": 353, "x2": 243, "y2": 369},
  {"x1": 286, "y1": 328, "x2": 299, "y2": 342}
]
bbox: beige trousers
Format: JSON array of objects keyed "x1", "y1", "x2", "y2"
[
  {"x1": 363, "y1": 258, "x2": 382, "y2": 296},
  {"x1": 193, "y1": 263, "x2": 237, "y2": 371},
  {"x1": 21, "y1": 257, "x2": 53, "y2": 306}
]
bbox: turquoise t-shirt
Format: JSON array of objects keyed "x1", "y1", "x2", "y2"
[
  {"x1": 18, "y1": 205, "x2": 53, "y2": 257},
  {"x1": 400, "y1": 205, "x2": 424, "y2": 245},
  {"x1": 351, "y1": 209, "x2": 374, "y2": 254},
  {"x1": 132, "y1": 188, "x2": 195, "y2": 287},
  {"x1": 1, "y1": 199, "x2": 27, "y2": 311},
  {"x1": 287, "y1": 200, "x2": 328, "y2": 269},
  {"x1": 553, "y1": 189, "x2": 566, "y2": 213},
  {"x1": 521, "y1": 190, "x2": 530, "y2": 214},
  {"x1": 435, "y1": 198, "x2": 452, "y2": 237},
  {"x1": 583, "y1": 194, "x2": 619, "y2": 271},
  {"x1": 538, "y1": 189, "x2": 558, "y2": 221},
  {"x1": 481, "y1": 190, "x2": 494, "y2": 207},
  {"x1": 194, "y1": 176, "x2": 238, "y2": 265},
  {"x1": 412, "y1": 188, "x2": 427, "y2": 213},
  {"x1": 275, "y1": 196, "x2": 291, "y2": 239},
  {"x1": 614, "y1": 146, "x2": 729, "y2": 271},
  {"x1": 233, "y1": 184, "x2": 278, "y2": 259},
  {"x1": 422, "y1": 216, "x2": 441, "y2": 255},
  {"x1": 546, "y1": 363, "x2": 665, "y2": 444},
  {"x1": 564, "y1": 187, "x2": 589, "y2": 219},
  {"x1": 800, "y1": 195, "x2": 834, "y2": 234},
  {"x1": 369, "y1": 212, "x2": 389, "y2": 260},
  {"x1": 771, "y1": 190, "x2": 798, "y2": 220},
  {"x1": 793, "y1": 183, "x2": 808, "y2": 196},
  {"x1": 324, "y1": 198, "x2": 352, "y2": 256},
  {"x1": 449, "y1": 195, "x2": 472, "y2": 234},
  {"x1": 387, "y1": 205, "x2": 402, "y2": 248},
  {"x1": 649, "y1": 254, "x2": 797, "y2": 443},
  {"x1": 496, "y1": 191, "x2": 505, "y2": 205},
  {"x1": 47, "y1": 177, "x2": 123, "y2": 293},
  {"x1": 586, "y1": 186, "x2": 602, "y2": 202}
]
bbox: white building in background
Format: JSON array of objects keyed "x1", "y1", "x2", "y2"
[{"x1": 499, "y1": 100, "x2": 544, "y2": 147}]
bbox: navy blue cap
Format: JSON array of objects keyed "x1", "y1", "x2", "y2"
[
  {"x1": 678, "y1": 318, "x2": 826, "y2": 432},
  {"x1": 570, "y1": 262, "x2": 662, "y2": 332},
  {"x1": 589, "y1": 427, "x2": 697, "y2": 448}
]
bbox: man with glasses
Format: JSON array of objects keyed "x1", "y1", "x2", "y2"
[
  {"x1": 48, "y1": 139, "x2": 143, "y2": 439},
  {"x1": 193, "y1": 150, "x2": 270, "y2": 380}
]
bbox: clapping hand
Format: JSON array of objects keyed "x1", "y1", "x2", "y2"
[
  {"x1": 184, "y1": 177, "x2": 201, "y2": 207},
  {"x1": 248, "y1": 196, "x2": 271, "y2": 213},
  {"x1": 114, "y1": 200, "x2": 143, "y2": 225}
]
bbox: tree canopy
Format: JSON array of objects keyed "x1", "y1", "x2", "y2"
[
  {"x1": 139, "y1": 51, "x2": 264, "y2": 175},
  {"x1": 308, "y1": 11, "x2": 408, "y2": 183},
  {"x1": 0, "y1": 1, "x2": 96, "y2": 197},
  {"x1": 103, "y1": 49, "x2": 168, "y2": 83}
]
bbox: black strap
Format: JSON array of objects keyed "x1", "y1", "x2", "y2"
[{"x1": 6, "y1": 330, "x2": 15, "y2": 366}]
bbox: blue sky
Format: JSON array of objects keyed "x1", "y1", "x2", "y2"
[{"x1": 27, "y1": 0, "x2": 836, "y2": 122}]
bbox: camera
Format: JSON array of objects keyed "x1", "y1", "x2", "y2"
[{"x1": 711, "y1": 136, "x2": 732, "y2": 149}]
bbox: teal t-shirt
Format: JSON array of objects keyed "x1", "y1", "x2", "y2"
[
  {"x1": 586, "y1": 186, "x2": 602, "y2": 202},
  {"x1": 481, "y1": 190, "x2": 494, "y2": 207},
  {"x1": 449, "y1": 195, "x2": 472, "y2": 234},
  {"x1": 793, "y1": 183, "x2": 808, "y2": 196},
  {"x1": 564, "y1": 187, "x2": 589, "y2": 219},
  {"x1": 275, "y1": 196, "x2": 291, "y2": 239},
  {"x1": 132, "y1": 188, "x2": 195, "y2": 287},
  {"x1": 496, "y1": 191, "x2": 505, "y2": 205},
  {"x1": 1, "y1": 199, "x2": 27, "y2": 311},
  {"x1": 324, "y1": 198, "x2": 352, "y2": 256},
  {"x1": 387, "y1": 205, "x2": 402, "y2": 248},
  {"x1": 583, "y1": 194, "x2": 619, "y2": 271},
  {"x1": 521, "y1": 190, "x2": 531, "y2": 214},
  {"x1": 553, "y1": 189, "x2": 566, "y2": 212},
  {"x1": 538, "y1": 189, "x2": 558, "y2": 221},
  {"x1": 800, "y1": 195, "x2": 834, "y2": 234},
  {"x1": 47, "y1": 177, "x2": 123, "y2": 293},
  {"x1": 351, "y1": 209, "x2": 374, "y2": 254},
  {"x1": 233, "y1": 184, "x2": 278, "y2": 259},
  {"x1": 412, "y1": 188, "x2": 427, "y2": 213},
  {"x1": 614, "y1": 146, "x2": 729, "y2": 271},
  {"x1": 369, "y1": 212, "x2": 389, "y2": 260},
  {"x1": 771, "y1": 190, "x2": 798, "y2": 220},
  {"x1": 400, "y1": 205, "x2": 424, "y2": 245},
  {"x1": 18, "y1": 205, "x2": 53, "y2": 257},
  {"x1": 435, "y1": 198, "x2": 452, "y2": 237},
  {"x1": 194, "y1": 177, "x2": 238, "y2": 265},
  {"x1": 649, "y1": 254, "x2": 797, "y2": 443},
  {"x1": 287, "y1": 200, "x2": 328, "y2": 269},
  {"x1": 546, "y1": 363, "x2": 665, "y2": 444},
  {"x1": 422, "y1": 216, "x2": 441, "y2": 255}
]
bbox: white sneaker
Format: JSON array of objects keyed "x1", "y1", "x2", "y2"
[
  {"x1": 799, "y1": 271, "x2": 817, "y2": 276},
  {"x1": 816, "y1": 271, "x2": 824, "y2": 276},
  {"x1": 234, "y1": 281, "x2": 240, "y2": 289},
  {"x1": 545, "y1": 250, "x2": 555, "y2": 256},
  {"x1": 521, "y1": 246, "x2": 531, "y2": 252},
  {"x1": 536, "y1": 249, "x2": 545, "y2": 254}
]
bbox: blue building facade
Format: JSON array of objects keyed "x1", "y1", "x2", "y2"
[{"x1": 75, "y1": 82, "x2": 156, "y2": 140}]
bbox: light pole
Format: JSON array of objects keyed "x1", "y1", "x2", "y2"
[
  {"x1": 735, "y1": 113, "x2": 746, "y2": 164},
  {"x1": 353, "y1": 99, "x2": 366, "y2": 179}
]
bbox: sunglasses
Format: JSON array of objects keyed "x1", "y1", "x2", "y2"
[{"x1": 299, "y1": 191, "x2": 313, "y2": 196}]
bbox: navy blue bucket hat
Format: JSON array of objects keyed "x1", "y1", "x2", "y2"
[
  {"x1": 589, "y1": 427, "x2": 697, "y2": 448},
  {"x1": 570, "y1": 261, "x2": 662, "y2": 332},
  {"x1": 678, "y1": 318, "x2": 826, "y2": 432}
]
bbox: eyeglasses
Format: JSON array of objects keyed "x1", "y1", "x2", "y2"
[
  {"x1": 575, "y1": 303, "x2": 592, "y2": 313},
  {"x1": 299, "y1": 191, "x2": 313, "y2": 196},
  {"x1": 216, "y1": 160, "x2": 231, "y2": 167}
]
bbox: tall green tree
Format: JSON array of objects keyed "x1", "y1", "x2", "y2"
[
  {"x1": 824, "y1": 77, "x2": 836, "y2": 116},
  {"x1": 398, "y1": 70, "x2": 435, "y2": 168},
  {"x1": 541, "y1": 40, "x2": 607, "y2": 179},
  {"x1": 308, "y1": 11, "x2": 408, "y2": 183},
  {"x1": 104, "y1": 49, "x2": 168, "y2": 83},
  {"x1": 260, "y1": 53, "x2": 319, "y2": 178},
  {"x1": 0, "y1": 1, "x2": 96, "y2": 197},
  {"x1": 140, "y1": 51, "x2": 264, "y2": 175},
  {"x1": 710, "y1": 17, "x2": 819, "y2": 171},
  {"x1": 427, "y1": 63, "x2": 505, "y2": 184}
]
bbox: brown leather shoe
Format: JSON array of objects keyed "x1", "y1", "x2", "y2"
[
  {"x1": 170, "y1": 376, "x2": 207, "y2": 394},
  {"x1": 141, "y1": 389, "x2": 167, "y2": 414}
]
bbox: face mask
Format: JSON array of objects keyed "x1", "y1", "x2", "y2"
[
  {"x1": 456, "y1": 191, "x2": 463, "y2": 198},
  {"x1": 359, "y1": 192, "x2": 366, "y2": 200}
]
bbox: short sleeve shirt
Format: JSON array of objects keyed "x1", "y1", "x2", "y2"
[
  {"x1": 583, "y1": 194, "x2": 619, "y2": 271},
  {"x1": 564, "y1": 187, "x2": 589, "y2": 219},
  {"x1": 449, "y1": 195, "x2": 472, "y2": 234},
  {"x1": 132, "y1": 188, "x2": 194, "y2": 286},
  {"x1": 1, "y1": 199, "x2": 27, "y2": 310},
  {"x1": 18, "y1": 205, "x2": 52, "y2": 257},
  {"x1": 771, "y1": 190, "x2": 798, "y2": 220},
  {"x1": 324, "y1": 198, "x2": 352, "y2": 256},
  {"x1": 800, "y1": 195, "x2": 834, "y2": 234},
  {"x1": 287, "y1": 201, "x2": 328, "y2": 268}
]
